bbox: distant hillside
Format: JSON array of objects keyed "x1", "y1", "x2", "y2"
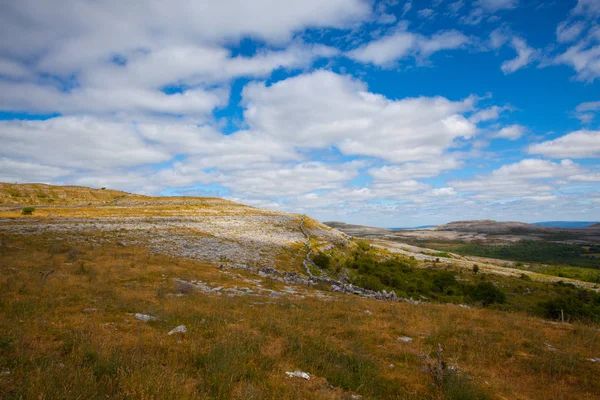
[
  {"x1": 390, "y1": 225, "x2": 435, "y2": 230},
  {"x1": 0, "y1": 182, "x2": 127, "y2": 207},
  {"x1": 534, "y1": 221, "x2": 599, "y2": 229},
  {"x1": 324, "y1": 221, "x2": 391, "y2": 236},
  {"x1": 435, "y1": 220, "x2": 553, "y2": 234}
]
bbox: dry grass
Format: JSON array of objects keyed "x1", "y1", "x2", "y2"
[
  {"x1": 0, "y1": 184, "x2": 599, "y2": 399},
  {"x1": 0, "y1": 232, "x2": 599, "y2": 399}
]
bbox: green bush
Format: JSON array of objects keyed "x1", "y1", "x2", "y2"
[
  {"x1": 432, "y1": 272, "x2": 458, "y2": 294},
  {"x1": 536, "y1": 290, "x2": 600, "y2": 322},
  {"x1": 21, "y1": 207, "x2": 35, "y2": 215},
  {"x1": 312, "y1": 252, "x2": 331, "y2": 269},
  {"x1": 470, "y1": 282, "x2": 506, "y2": 306}
]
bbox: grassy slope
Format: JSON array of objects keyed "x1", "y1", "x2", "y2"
[
  {"x1": 0, "y1": 184, "x2": 599, "y2": 399},
  {"x1": 0, "y1": 182, "x2": 127, "y2": 207}
]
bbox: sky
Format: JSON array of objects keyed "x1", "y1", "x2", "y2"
[{"x1": 1, "y1": 0, "x2": 600, "y2": 227}]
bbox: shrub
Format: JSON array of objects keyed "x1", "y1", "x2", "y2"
[
  {"x1": 432, "y1": 272, "x2": 458, "y2": 294},
  {"x1": 21, "y1": 207, "x2": 35, "y2": 215},
  {"x1": 472, "y1": 265, "x2": 479, "y2": 274},
  {"x1": 470, "y1": 282, "x2": 506, "y2": 306},
  {"x1": 536, "y1": 290, "x2": 600, "y2": 322},
  {"x1": 312, "y1": 252, "x2": 331, "y2": 269}
]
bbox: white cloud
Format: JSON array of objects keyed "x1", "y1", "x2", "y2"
[
  {"x1": 469, "y1": 105, "x2": 509, "y2": 123},
  {"x1": 450, "y1": 158, "x2": 588, "y2": 200},
  {"x1": 241, "y1": 70, "x2": 478, "y2": 163},
  {"x1": 447, "y1": 1, "x2": 465, "y2": 14},
  {"x1": 474, "y1": 0, "x2": 519, "y2": 13},
  {"x1": 431, "y1": 187, "x2": 457, "y2": 196},
  {"x1": 555, "y1": 43, "x2": 600, "y2": 82},
  {"x1": 368, "y1": 157, "x2": 462, "y2": 180},
  {"x1": 402, "y1": 1, "x2": 413, "y2": 17},
  {"x1": 528, "y1": 130, "x2": 600, "y2": 158},
  {"x1": 573, "y1": 100, "x2": 600, "y2": 123},
  {"x1": 572, "y1": 0, "x2": 600, "y2": 18},
  {"x1": 0, "y1": 1, "x2": 366, "y2": 120},
  {"x1": 347, "y1": 26, "x2": 470, "y2": 66},
  {"x1": 0, "y1": 117, "x2": 170, "y2": 170},
  {"x1": 0, "y1": 0, "x2": 369, "y2": 64},
  {"x1": 552, "y1": 0, "x2": 600, "y2": 81},
  {"x1": 494, "y1": 124, "x2": 525, "y2": 140},
  {"x1": 462, "y1": 0, "x2": 518, "y2": 25},
  {"x1": 556, "y1": 21, "x2": 586, "y2": 43},
  {"x1": 0, "y1": 158, "x2": 71, "y2": 183},
  {"x1": 418, "y1": 8, "x2": 436, "y2": 19},
  {"x1": 501, "y1": 37, "x2": 538, "y2": 74}
]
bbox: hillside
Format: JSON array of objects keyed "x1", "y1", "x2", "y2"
[
  {"x1": 1, "y1": 184, "x2": 600, "y2": 399},
  {"x1": 0, "y1": 182, "x2": 127, "y2": 207},
  {"x1": 434, "y1": 220, "x2": 553, "y2": 234}
]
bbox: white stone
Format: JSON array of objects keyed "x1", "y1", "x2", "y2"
[
  {"x1": 168, "y1": 325, "x2": 187, "y2": 335},
  {"x1": 285, "y1": 371, "x2": 310, "y2": 380},
  {"x1": 135, "y1": 313, "x2": 157, "y2": 322}
]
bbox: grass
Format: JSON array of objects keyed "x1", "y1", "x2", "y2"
[
  {"x1": 1, "y1": 183, "x2": 599, "y2": 399},
  {"x1": 0, "y1": 233, "x2": 599, "y2": 399}
]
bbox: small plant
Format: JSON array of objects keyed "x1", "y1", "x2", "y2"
[
  {"x1": 472, "y1": 264, "x2": 479, "y2": 274},
  {"x1": 420, "y1": 344, "x2": 445, "y2": 390},
  {"x1": 21, "y1": 207, "x2": 35, "y2": 215}
]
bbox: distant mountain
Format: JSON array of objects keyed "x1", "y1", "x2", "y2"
[{"x1": 534, "y1": 221, "x2": 599, "y2": 229}]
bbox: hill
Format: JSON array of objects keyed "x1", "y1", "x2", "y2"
[
  {"x1": 434, "y1": 220, "x2": 553, "y2": 234},
  {"x1": 1, "y1": 184, "x2": 599, "y2": 399},
  {"x1": 0, "y1": 182, "x2": 126, "y2": 207}
]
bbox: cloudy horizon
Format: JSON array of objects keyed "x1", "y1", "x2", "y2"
[{"x1": 1, "y1": 0, "x2": 599, "y2": 227}]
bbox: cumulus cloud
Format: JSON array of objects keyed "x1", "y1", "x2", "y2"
[
  {"x1": 450, "y1": 158, "x2": 591, "y2": 200},
  {"x1": 0, "y1": 1, "x2": 366, "y2": 120},
  {"x1": 241, "y1": 70, "x2": 478, "y2": 163},
  {"x1": 347, "y1": 26, "x2": 470, "y2": 66},
  {"x1": 494, "y1": 124, "x2": 526, "y2": 140},
  {"x1": 368, "y1": 157, "x2": 463, "y2": 181},
  {"x1": 0, "y1": 117, "x2": 170, "y2": 170},
  {"x1": 528, "y1": 130, "x2": 600, "y2": 158}
]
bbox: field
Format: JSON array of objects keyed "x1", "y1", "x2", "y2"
[{"x1": 1, "y1": 184, "x2": 600, "y2": 399}]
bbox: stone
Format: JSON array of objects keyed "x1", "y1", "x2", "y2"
[
  {"x1": 135, "y1": 313, "x2": 157, "y2": 322},
  {"x1": 285, "y1": 370, "x2": 310, "y2": 380},
  {"x1": 398, "y1": 336, "x2": 413, "y2": 342},
  {"x1": 168, "y1": 325, "x2": 187, "y2": 335}
]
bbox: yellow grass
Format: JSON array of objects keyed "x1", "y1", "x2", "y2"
[{"x1": 1, "y1": 233, "x2": 599, "y2": 399}]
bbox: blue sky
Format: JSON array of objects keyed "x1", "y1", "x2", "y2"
[{"x1": 1, "y1": 0, "x2": 600, "y2": 227}]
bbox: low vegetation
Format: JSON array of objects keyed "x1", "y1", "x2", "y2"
[
  {"x1": 313, "y1": 241, "x2": 600, "y2": 322},
  {"x1": 406, "y1": 239, "x2": 600, "y2": 269}
]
